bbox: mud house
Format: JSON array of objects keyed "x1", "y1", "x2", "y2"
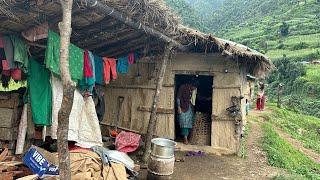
[
  {"x1": 103, "y1": 27, "x2": 272, "y2": 154},
  {"x1": 0, "y1": 0, "x2": 272, "y2": 155}
]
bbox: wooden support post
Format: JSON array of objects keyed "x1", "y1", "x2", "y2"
[
  {"x1": 277, "y1": 83, "x2": 283, "y2": 108},
  {"x1": 142, "y1": 44, "x2": 173, "y2": 163},
  {"x1": 75, "y1": 0, "x2": 185, "y2": 50},
  {"x1": 57, "y1": 0, "x2": 75, "y2": 179}
]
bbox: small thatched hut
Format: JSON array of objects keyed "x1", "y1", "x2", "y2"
[{"x1": 0, "y1": 0, "x2": 273, "y2": 154}]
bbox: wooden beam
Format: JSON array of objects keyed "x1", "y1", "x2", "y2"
[
  {"x1": 75, "y1": 28, "x2": 132, "y2": 48},
  {"x1": 72, "y1": 16, "x2": 113, "y2": 31},
  {"x1": 94, "y1": 33, "x2": 145, "y2": 52},
  {"x1": 72, "y1": 22, "x2": 125, "y2": 43},
  {"x1": 88, "y1": 32, "x2": 142, "y2": 50},
  {"x1": 142, "y1": 43, "x2": 173, "y2": 162},
  {"x1": 109, "y1": 43, "x2": 163, "y2": 58},
  {"x1": 75, "y1": 0, "x2": 185, "y2": 50},
  {"x1": 79, "y1": 29, "x2": 134, "y2": 49},
  {"x1": 94, "y1": 36, "x2": 149, "y2": 55},
  {"x1": 137, "y1": 106, "x2": 174, "y2": 114}
]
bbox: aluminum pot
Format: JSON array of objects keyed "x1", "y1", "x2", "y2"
[{"x1": 151, "y1": 138, "x2": 177, "y2": 159}]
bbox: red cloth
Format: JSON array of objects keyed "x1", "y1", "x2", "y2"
[
  {"x1": 83, "y1": 50, "x2": 93, "y2": 77},
  {"x1": 2, "y1": 60, "x2": 9, "y2": 71},
  {"x1": 102, "y1": 57, "x2": 117, "y2": 84},
  {"x1": 256, "y1": 95, "x2": 265, "y2": 110},
  {"x1": 128, "y1": 52, "x2": 135, "y2": 65},
  {"x1": 11, "y1": 68, "x2": 21, "y2": 80},
  {"x1": 115, "y1": 131, "x2": 141, "y2": 153},
  {"x1": 0, "y1": 36, "x2": 4, "y2": 48}
]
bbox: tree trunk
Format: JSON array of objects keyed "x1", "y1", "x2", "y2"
[
  {"x1": 142, "y1": 44, "x2": 173, "y2": 163},
  {"x1": 277, "y1": 84, "x2": 283, "y2": 108},
  {"x1": 57, "y1": 0, "x2": 75, "y2": 179}
]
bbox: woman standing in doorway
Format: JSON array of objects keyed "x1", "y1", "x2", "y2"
[{"x1": 177, "y1": 81, "x2": 198, "y2": 144}]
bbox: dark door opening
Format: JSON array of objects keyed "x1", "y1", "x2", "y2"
[{"x1": 174, "y1": 74, "x2": 213, "y2": 146}]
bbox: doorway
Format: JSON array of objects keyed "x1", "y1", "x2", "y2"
[{"x1": 174, "y1": 74, "x2": 213, "y2": 146}]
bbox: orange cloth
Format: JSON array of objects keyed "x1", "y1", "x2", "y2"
[{"x1": 102, "y1": 57, "x2": 117, "y2": 84}]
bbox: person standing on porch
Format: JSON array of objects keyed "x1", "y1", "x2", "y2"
[{"x1": 177, "y1": 81, "x2": 198, "y2": 145}]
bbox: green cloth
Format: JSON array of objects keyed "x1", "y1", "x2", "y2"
[
  {"x1": 28, "y1": 58, "x2": 52, "y2": 125},
  {"x1": 45, "y1": 30, "x2": 84, "y2": 81},
  {"x1": 10, "y1": 35, "x2": 29, "y2": 72},
  {"x1": 181, "y1": 128, "x2": 191, "y2": 137}
]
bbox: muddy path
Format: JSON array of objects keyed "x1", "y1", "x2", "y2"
[{"x1": 139, "y1": 109, "x2": 284, "y2": 180}]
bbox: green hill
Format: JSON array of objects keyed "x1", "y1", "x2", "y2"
[{"x1": 167, "y1": 0, "x2": 320, "y2": 61}]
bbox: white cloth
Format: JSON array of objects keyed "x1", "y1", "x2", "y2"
[
  {"x1": 191, "y1": 88, "x2": 197, "y2": 106},
  {"x1": 49, "y1": 75, "x2": 102, "y2": 148},
  {"x1": 15, "y1": 104, "x2": 28, "y2": 154}
]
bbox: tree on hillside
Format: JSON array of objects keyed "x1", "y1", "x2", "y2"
[
  {"x1": 279, "y1": 22, "x2": 289, "y2": 36},
  {"x1": 267, "y1": 55, "x2": 306, "y2": 97}
]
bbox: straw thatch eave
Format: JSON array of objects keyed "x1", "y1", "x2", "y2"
[
  {"x1": 177, "y1": 25, "x2": 274, "y2": 78},
  {"x1": 0, "y1": 0, "x2": 273, "y2": 78},
  {"x1": 0, "y1": 0, "x2": 181, "y2": 57}
]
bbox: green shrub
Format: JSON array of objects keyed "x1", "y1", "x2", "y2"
[{"x1": 291, "y1": 42, "x2": 309, "y2": 50}]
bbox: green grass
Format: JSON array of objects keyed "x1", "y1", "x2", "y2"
[
  {"x1": 239, "y1": 122, "x2": 251, "y2": 159},
  {"x1": 266, "y1": 33, "x2": 320, "y2": 50},
  {"x1": 266, "y1": 48, "x2": 320, "y2": 60},
  {"x1": 265, "y1": 104, "x2": 320, "y2": 154},
  {"x1": 262, "y1": 122, "x2": 320, "y2": 179},
  {"x1": 300, "y1": 64, "x2": 320, "y2": 83}
]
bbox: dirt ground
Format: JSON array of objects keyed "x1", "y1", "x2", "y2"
[{"x1": 138, "y1": 110, "x2": 285, "y2": 180}]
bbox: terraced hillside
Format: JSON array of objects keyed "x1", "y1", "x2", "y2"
[{"x1": 218, "y1": 1, "x2": 320, "y2": 61}]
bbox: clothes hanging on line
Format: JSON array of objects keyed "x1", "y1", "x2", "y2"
[
  {"x1": 11, "y1": 68, "x2": 22, "y2": 81},
  {"x1": 102, "y1": 57, "x2": 117, "y2": 85},
  {"x1": 28, "y1": 58, "x2": 52, "y2": 126},
  {"x1": 128, "y1": 52, "x2": 135, "y2": 65},
  {"x1": 11, "y1": 35, "x2": 29, "y2": 73},
  {"x1": 0, "y1": 36, "x2": 3, "y2": 47},
  {"x1": 79, "y1": 50, "x2": 95, "y2": 93},
  {"x1": 45, "y1": 30, "x2": 84, "y2": 81},
  {"x1": 88, "y1": 51, "x2": 96, "y2": 82},
  {"x1": 94, "y1": 55, "x2": 104, "y2": 85},
  {"x1": 2, "y1": 36, "x2": 14, "y2": 69},
  {"x1": 50, "y1": 75, "x2": 103, "y2": 148},
  {"x1": 116, "y1": 56, "x2": 129, "y2": 74},
  {"x1": 83, "y1": 50, "x2": 93, "y2": 78}
]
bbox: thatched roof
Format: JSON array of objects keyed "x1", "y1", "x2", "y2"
[{"x1": 0, "y1": 0, "x2": 273, "y2": 78}]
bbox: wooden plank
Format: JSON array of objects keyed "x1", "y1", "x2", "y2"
[
  {"x1": 0, "y1": 161, "x2": 23, "y2": 166},
  {"x1": 143, "y1": 44, "x2": 173, "y2": 162},
  {"x1": 0, "y1": 148, "x2": 8, "y2": 162},
  {"x1": 137, "y1": 106, "x2": 174, "y2": 114},
  {"x1": 100, "y1": 122, "x2": 142, "y2": 134},
  {"x1": 108, "y1": 85, "x2": 156, "y2": 90}
]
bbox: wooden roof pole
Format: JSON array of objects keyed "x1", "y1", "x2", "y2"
[
  {"x1": 142, "y1": 43, "x2": 174, "y2": 163},
  {"x1": 75, "y1": 0, "x2": 185, "y2": 50}
]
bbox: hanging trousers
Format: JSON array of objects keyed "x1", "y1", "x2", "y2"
[{"x1": 102, "y1": 57, "x2": 117, "y2": 84}]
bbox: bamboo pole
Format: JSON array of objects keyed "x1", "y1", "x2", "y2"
[{"x1": 142, "y1": 43, "x2": 173, "y2": 163}]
